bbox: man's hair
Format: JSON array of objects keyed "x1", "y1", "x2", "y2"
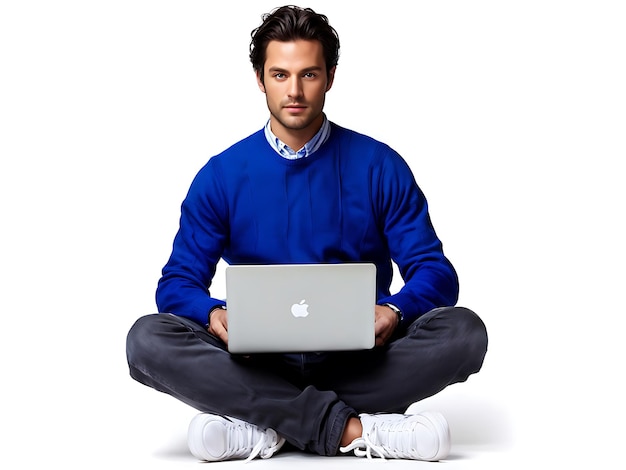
[{"x1": 250, "y1": 5, "x2": 340, "y2": 83}]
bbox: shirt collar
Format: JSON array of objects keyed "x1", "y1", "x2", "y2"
[{"x1": 264, "y1": 116, "x2": 331, "y2": 160}]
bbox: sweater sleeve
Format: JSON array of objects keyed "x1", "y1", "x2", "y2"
[
  {"x1": 374, "y1": 149, "x2": 459, "y2": 323},
  {"x1": 155, "y1": 158, "x2": 229, "y2": 325}
]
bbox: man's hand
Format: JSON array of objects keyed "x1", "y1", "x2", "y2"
[
  {"x1": 208, "y1": 307, "x2": 229, "y2": 345},
  {"x1": 374, "y1": 304, "x2": 400, "y2": 347}
]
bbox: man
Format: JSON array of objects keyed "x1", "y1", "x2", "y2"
[{"x1": 126, "y1": 5, "x2": 488, "y2": 463}]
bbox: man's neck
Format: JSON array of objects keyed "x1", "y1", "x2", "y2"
[{"x1": 269, "y1": 115, "x2": 324, "y2": 151}]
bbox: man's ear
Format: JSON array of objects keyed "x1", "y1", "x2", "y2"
[
  {"x1": 256, "y1": 71, "x2": 266, "y2": 93},
  {"x1": 326, "y1": 66, "x2": 337, "y2": 92}
]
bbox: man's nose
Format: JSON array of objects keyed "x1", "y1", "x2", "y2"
[{"x1": 287, "y1": 77, "x2": 303, "y2": 99}]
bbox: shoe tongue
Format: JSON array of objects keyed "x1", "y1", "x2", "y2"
[{"x1": 203, "y1": 422, "x2": 228, "y2": 459}]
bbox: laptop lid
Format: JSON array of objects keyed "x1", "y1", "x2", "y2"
[{"x1": 225, "y1": 263, "x2": 376, "y2": 354}]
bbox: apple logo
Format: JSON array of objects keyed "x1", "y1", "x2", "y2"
[{"x1": 291, "y1": 299, "x2": 310, "y2": 318}]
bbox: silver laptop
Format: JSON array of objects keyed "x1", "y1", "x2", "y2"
[{"x1": 225, "y1": 263, "x2": 376, "y2": 354}]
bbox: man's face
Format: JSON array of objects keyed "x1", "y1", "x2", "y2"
[{"x1": 257, "y1": 40, "x2": 335, "y2": 145}]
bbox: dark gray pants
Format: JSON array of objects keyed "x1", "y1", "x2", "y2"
[{"x1": 126, "y1": 306, "x2": 487, "y2": 456}]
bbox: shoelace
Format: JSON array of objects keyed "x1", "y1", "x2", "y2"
[
  {"x1": 340, "y1": 436, "x2": 388, "y2": 460},
  {"x1": 226, "y1": 421, "x2": 284, "y2": 463},
  {"x1": 340, "y1": 417, "x2": 424, "y2": 460}
]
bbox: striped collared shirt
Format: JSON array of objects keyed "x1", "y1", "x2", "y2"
[{"x1": 264, "y1": 116, "x2": 331, "y2": 160}]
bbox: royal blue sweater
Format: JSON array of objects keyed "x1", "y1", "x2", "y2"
[{"x1": 156, "y1": 123, "x2": 459, "y2": 326}]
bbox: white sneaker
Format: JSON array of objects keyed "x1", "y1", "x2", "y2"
[
  {"x1": 187, "y1": 413, "x2": 285, "y2": 462},
  {"x1": 340, "y1": 411, "x2": 450, "y2": 461}
]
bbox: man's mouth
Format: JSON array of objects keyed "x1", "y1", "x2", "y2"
[{"x1": 284, "y1": 105, "x2": 307, "y2": 113}]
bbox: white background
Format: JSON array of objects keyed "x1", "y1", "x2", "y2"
[{"x1": 1, "y1": 1, "x2": 624, "y2": 468}]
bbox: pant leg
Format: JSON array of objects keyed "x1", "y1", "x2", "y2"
[
  {"x1": 312, "y1": 306, "x2": 488, "y2": 414},
  {"x1": 125, "y1": 313, "x2": 354, "y2": 456}
]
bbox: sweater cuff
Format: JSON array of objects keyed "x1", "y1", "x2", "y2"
[{"x1": 206, "y1": 304, "x2": 227, "y2": 328}]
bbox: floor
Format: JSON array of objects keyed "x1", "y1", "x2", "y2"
[
  {"x1": 114, "y1": 408, "x2": 513, "y2": 470},
  {"x1": 105, "y1": 370, "x2": 519, "y2": 470}
]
